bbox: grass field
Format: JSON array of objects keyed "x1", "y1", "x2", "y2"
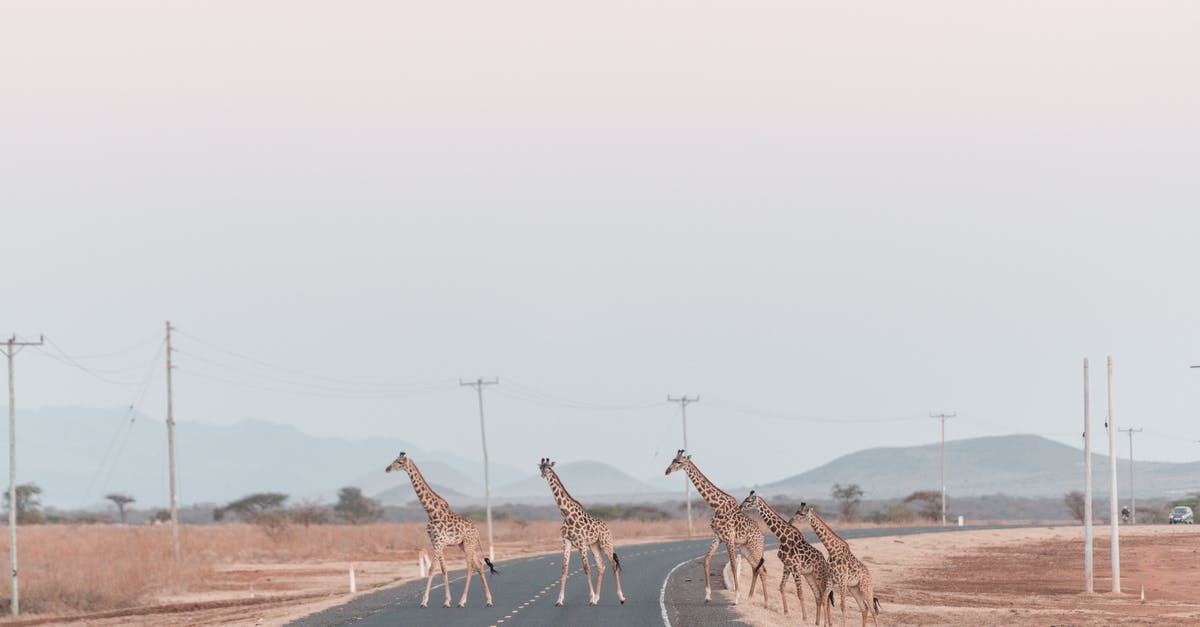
[{"x1": 0, "y1": 517, "x2": 693, "y2": 617}]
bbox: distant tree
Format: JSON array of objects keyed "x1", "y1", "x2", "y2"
[
  {"x1": 831, "y1": 483, "x2": 864, "y2": 521},
  {"x1": 869, "y1": 503, "x2": 916, "y2": 524},
  {"x1": 105, "y1": 493, "x2": 136, "y2": 524},
  {"x1": 290, "y1": 500, "x2": 332, "y2": 528},
  {"x1": 334, "y1": 487, "x2": 384, "y2": 524},
  {"x1": 3, "y1": 483, "x2": 44, "y2": 524},
  {"x1": 903, "y1": 490, "x2": 943, "y2": 522},
  {"x1": 1064, "y1": 491, "x2": 1086, "y2": 522},
  {"x1": 214, "y1": 492, "x2": 289, "y2": 522},
  {"x1": 151, "y1": 509, "x2": 171, "y2": 523}
]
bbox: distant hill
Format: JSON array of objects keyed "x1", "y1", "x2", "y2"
[
  {"x1": 494, "y1": 461, "x2": 659, "y2": 499},
  {"x1": 9, "y1": 407, "x2": 524, "y2": 509},
  {"x1": 757, "y1": 434, "x2": 1200, "y2": 499}
]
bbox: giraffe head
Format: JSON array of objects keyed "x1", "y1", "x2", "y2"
[
  {"x1": 384, "y1": 451, "x2": 411, "y2": 474},
  {"x1": 740, "y1": 489, "x2": 763, "y2": 514},
  {"x1": 789, "y1": 501, "x2": 814, "y2": 527},
  {"x1": 664, "y1": 449, "x2": 691, "y2": 475},
  {"x1": 538, "y1": 457, "x2": 556, "y2": 480}
]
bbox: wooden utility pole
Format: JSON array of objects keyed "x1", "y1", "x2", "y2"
[
  {"x1": 930, "y1": 411, "x2": 956, "y2": 526},
  {"x1": 460, "y1": 377, "x2": 499, "y2": 561},
  {"x1": 1119, "y1": 427, "x2": 1142, "y2": 523},
  {"x1": 165, "y1": 322, "x2": 180, "y2": 561},
  {"x1": 667, "y1": 395, "x2": 699, "y2": 537},
  {"x1": 1106, "y1": 355, "x2": 1120, "y2": 593},
  {"x1": 1083, "y1": 358, "x2": 1093, "y2": 593},
  {"x1": 3, "y1": 333, "x2": 43, "y2": 617}
]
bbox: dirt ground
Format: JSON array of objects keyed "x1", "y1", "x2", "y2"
[{"x1": 729, "y1": 524, "x2": 1200, "y2": 626}]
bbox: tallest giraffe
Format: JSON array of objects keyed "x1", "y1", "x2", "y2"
[{"x1": 665, "y1": 449, "x2": 768, "y2": 606}]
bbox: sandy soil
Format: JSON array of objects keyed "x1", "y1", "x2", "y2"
[{"x1": 729, "y1": 524, "x2": 1200, "y2": 626}]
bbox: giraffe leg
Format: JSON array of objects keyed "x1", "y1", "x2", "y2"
[
  {"x1": 848, "y1": 584, "x2": 869, "y2": 627},
  {"x1": 420, "y1": 544, "x2": 443, "y2": 608},
  {"x1": 440, "y1": 549, "x2": 452, "y2": 608},
  {"x1": 779, "y1": 565, "x2": 792, "y2": 615},
  {"x1": 589, "y1": 543, "x2": 605, "y2": 604},
  {"x1": 726, "y1": 540, "x2": 741, "y2": 605},
  {"x1": 793, "y1": 569, "x2": 807, "y2": 622},
  {"x1": 578, "y1": 547, "x2": 597, "y2": 605},
  {"x1": 803, "y1": 572, "x2": 823, "y2": 627},
  {"x1": 839, "y1": 579, "x2": 849, "y2": 627},
  {"x1": 741, "y1": 541, "x2": 767, "y2": 608},
  {"x1": 478, "y1": 553, "x2": 494, "y2": 607},
  {"x1": 556, "y1": 538, "x2": 571, "y2": 606},
  {"x1": 602, "y1": 536, "x2": 625, "y2": 604},
  {"x1": 859, "y1": 573, "x2": 879, "y2": 627},
  {"x1": 701, "y1": 537, "x2": 720, "y2": 603},
  {"x1": 457, "y1": 545, "x2": 474, "y2": 608}
]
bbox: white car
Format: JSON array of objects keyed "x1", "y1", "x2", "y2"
[{"x1": 1169, "y1": 506, "x2": 1194, "y2": 524}]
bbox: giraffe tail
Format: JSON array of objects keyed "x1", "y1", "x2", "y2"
[
  {"x1": 612, "y1": 551, "x2": 621, "y2": 572},
  {"x1": 828, "y1": 590, "x2": 835, "y2": 606},
  {"x1": 873, "y1": 597, "x2": 881, "y2": 613},
  {"x1": 484, "y1": 557, "x2": 499, "y2": 575},
  {"x1": 752, "y1": 557, "x2": 765, "y2": 574}
]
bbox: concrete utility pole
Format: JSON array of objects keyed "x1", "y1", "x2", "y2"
[
  {"x1": 461, "y1": 377, "x2": 499, "y2": 561},
  {"x1": 165, "y1": 322, "x2": 180, "y2": 562},
  {"x1": 930, "y1": 411, "x2": 956, "y2": 526},
  {"x1": 1083, "y1": 358, "x2": 1093, "y2": 593},
  {"x1": 1119, "y1": 427, "x2": 1142, "y2": 524},
  {"x1": 668, "y1": 395, "x2": 699, "y2": 537},
  {"x1": 1106, "y1": 355, "x2": 1120, "y2": 593},
  {"x1": 3, "y1": 333, "x2": 43, "y2": 617}
]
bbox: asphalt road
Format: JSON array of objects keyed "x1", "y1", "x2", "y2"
[{"x1": 291, "y1": 524, "x2": 1023, "y2": 627}]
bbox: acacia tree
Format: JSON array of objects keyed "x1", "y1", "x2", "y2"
[
  {"x1": 3, "y1": 483, "x2": 44, "y2": 524},
  {"x1": 831, "y1": 483, "x2": 864, "y2": 521},
  {"x1": 213, "y1": 492, "x2": 289, "y2": 522},
  {"x1": 105, "y1": 493, "x2": 136, "y2": 524},
  {"x1": 1064, "y1": 490, "x2": 1086, "y2": 522},
  {"x1": 334, "y1": 487, "x2": 383, "y2": 524},
  {"x1": 903, "y1": 490, "x2": 943, "y2": 522}
]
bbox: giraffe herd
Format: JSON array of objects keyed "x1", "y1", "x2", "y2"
[{"x1": 385, "y1": 449, "x2": 882, "y2": 627}]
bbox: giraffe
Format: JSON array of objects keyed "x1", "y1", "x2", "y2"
[
  {"x1": 741, "y1": 491, "x2": 834, "y2": 626},
  {"x1": 385, "y1": 452, "x2": 496, "y2": 608},
  {"x1": 664, "y1": 449, "x2": 768, "y2": 606},
  {"x1": 790, "y1": 503, "x2": 880, "y2": 627},
  {"x1": 539, "y1": 458, "x2": 626, "y2": 606}
]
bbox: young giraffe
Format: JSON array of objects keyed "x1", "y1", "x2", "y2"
[
  {"x1": 385, "y1": 452, "x2": 497, "y2": 608},
  {"x1": 740, "y1": 491, "x2": 834, "y2": 626},
  {"x1": 790, "y1": 503, "x2": 880, "y2": 627},
  {"x1": 664, "y1": 450, "x2": 768, "y2": 606},
  {"x1": 539, "y1": 458, "x2": 626, "y2": 606}
]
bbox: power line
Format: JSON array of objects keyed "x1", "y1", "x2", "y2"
[
  {"x1": 705, "y1": 398, "x2": 923, "y2": 424},
  {"x1": 930, "y1": 411, "x2": 956, "y2": 526},
  {"x1": 461, "y1": 377, "x2": 499, "y2": 562},
  {"x1": 4, "y1": 333, "x2": 44, "y2": 617},
  {"x1": 179, "y1": 367, "x2": 453, "y2": 399},
  {"x1": 668, "y1": 395, "x2": 699, "y2": 537}
]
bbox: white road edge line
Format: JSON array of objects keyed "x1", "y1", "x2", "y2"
[{"x1": 658, "y1": 557, "x2": 692, "y2": 627}]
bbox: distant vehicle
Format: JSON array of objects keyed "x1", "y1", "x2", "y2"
[{"x1": 1169, "y1": 506, "x2": 1194, "y2": 524}]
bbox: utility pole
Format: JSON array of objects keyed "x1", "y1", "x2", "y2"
[
  {"x1": 1106, "y1": 355, "x2": 1120, "y2": 593},
  {"x1": 1083, "y1": 358, "x2": 1093, "y2": 593},
  {"x1": 667, "y1": 395, "x2": 699, "y2": 537},
  {"x1": 3, "y1": 333, "x2": 43, "y2": 617},
  {"x1": 930, "y1": 411, "x2": 956, "y2": 526},
  {"x1": 461, "y1": 377, "x2": 499, "y2": 561},
  {"x1": 165, "y1": 322, "x2": 180, "y2": 562},
  {"x1": 1119, "y1": 427, "x2": 1142, "y2": 524}
]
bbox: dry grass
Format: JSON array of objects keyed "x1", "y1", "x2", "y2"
[{"x1": 0, "y1": 517, "x2": 693, "y2": 618}]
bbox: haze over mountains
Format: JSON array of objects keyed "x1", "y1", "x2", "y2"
[{"x1": 11, "y1": 407, "x2": 1199, "y2": 510}]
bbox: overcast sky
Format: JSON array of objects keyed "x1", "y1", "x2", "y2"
[{"x1": 4, "y1": 2, "x2": 1200, "y2": 493}]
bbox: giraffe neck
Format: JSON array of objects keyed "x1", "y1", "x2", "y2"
[
  {"x1": 405, "y1": 461, "x2": 449, "y2": 517},
  {"x1": 752, "y1": 498, "x2": 796, "y2": 539},
  {"x1": 807, "y1": 509, "x2": 849, "y2": 551},
  {"x1": 545, "y1": 470, "x2": 586, "y2": 519},
  {"x1": 682, "y1": 461, "x2": 738, "y2": 511}
]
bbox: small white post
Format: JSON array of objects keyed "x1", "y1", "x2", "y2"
[
  {"x1": 957, "y1": 515, "x2": 964, "y2": 527},
  {"x1": 349, "y1": 564, "x2": 357, "y2": 594},
  {"x1": 419, "y1": 551, "x2": 430, "y2": 577}
]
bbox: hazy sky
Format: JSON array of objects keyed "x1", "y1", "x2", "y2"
[{"x1": 4, "y1": 2, "x2": 1200, "y2": 495}]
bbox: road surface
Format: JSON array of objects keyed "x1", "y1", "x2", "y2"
[{"x1": 291, "y1": 524, "x2": 1019, "y2": 627}]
